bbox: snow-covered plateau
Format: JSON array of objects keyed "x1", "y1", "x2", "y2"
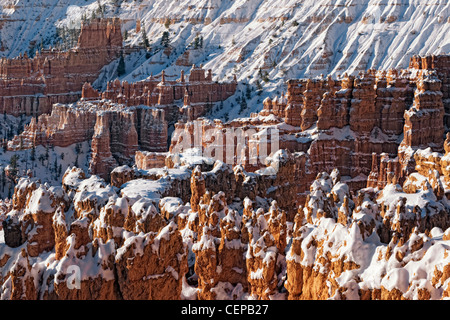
[{"x1": 0, "y1": 0, "x2": 448, "y2": 118}]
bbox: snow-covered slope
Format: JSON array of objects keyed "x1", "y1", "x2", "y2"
[{"x1": 0, "y1": 0, "x2": 449, "y2": 119}]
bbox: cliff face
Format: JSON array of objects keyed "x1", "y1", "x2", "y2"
[
  {"x1": 286, "y1": 61, "x2": 445, "y2": 191},
  {"x1": 0, "y1": 0, "x2": 448, "y2": 121},
  {"x1": 3, "y1": 134, "x2": 450, "y2": 300},
  {"x1": 0, "y1": 0, "x2": 450, "y2": 301},
  {"x1": 6, "y1": 63, "x2": 235, "y2": 180},
  {"x1": 170, "y1": 56, "x2": 449, "y2": 199},
  {"x1": 8, "y1": 103, "x2": 98, "y2": 150},
  {"x1": 84, "y1": 65, "x2": 237, "y2": 124},
  {"x1": 7, "y1": 100, "x2": 168, "y2": 180},
  {"x1": 409, "y1": 55, "x2": 450, "y2": 129},
  {"x1": 0, "y1": 18, "x2": 122, "y2": 117}
]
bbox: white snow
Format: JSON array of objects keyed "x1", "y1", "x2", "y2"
[{"x1": 0, "y1": 0, "x2": 445, "y2": 120}]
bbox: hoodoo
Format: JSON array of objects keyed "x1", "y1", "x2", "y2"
[{"x1": 1, "y1": 0, "x2": 450, "y2": 302}]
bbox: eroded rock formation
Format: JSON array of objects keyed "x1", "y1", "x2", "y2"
[
  {"x1": 2, "y1": 54, "x2": 450, "y2": 301},
  {"x1": 8, "y1": 64, "x2": 235, "y2": 180},
  {"x1": 0, "y1": 18, "x2": 122, "y2": 117},
  {"x1": 3, "y1": 140, "x2": 450, "y2": 300},
  {"x1": 8, "y1": 101, "x2": 168, "y2": 180},
  {"x1": 170, "y1": 55, "x2": 449, "y2": 198},
  {"x1": 83, "y1": 64, "x2": 237, "y2": 124}
]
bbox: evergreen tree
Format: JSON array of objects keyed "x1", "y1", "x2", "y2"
[
  {"x1": 38, "y1": 154, "x2": 45, "y2": 166},
  {"x1": 161, "y1": 31, "x2": 170, "y2": 47},
  {"x1": 30, "y1": 143, "x2": 36, "y2": 162},
  {"x1": 256, "y1": 80, "x2": 263, "y2": 95},
  {"x1": 45, "y1": 145, "x2": 49, "y2": 161},
  {"x1": 193, "y1": 35, "x2": 203, "y2": 49},
  {"x1": 141, "y1": 26, "x2": 150, "y2": 49},
  {"x1": 245, "y1": 84, "x2": 252, "y2": 100},
  {"x1": 262, "y1": 71, "x2": 269, "y2": 83},
  {"x1": 53, "y1": 157, "x2": 58, "y2": 173},
  {"x1": 1, "y1": 169, "x2": 5, "y2": 193},
  {"x1": 117, "y1": 54, "x2": 126, "y2": 76},
  {"x1": 28, "y1": 47, "x2": 35, "y2": 58},
  {"x1": 193, "y1": 36, "x2": 200, "y2": 49},
  {"x1": 96, "y1": 0, "x2": 104, "y2": 18},
  {"x1": 239, "y1": 96, "x2": 247, "y2": 113},
  {"x1": 7, "y1": 128, "x2": 13, "y2": 140},
  {"x1": 9, "y1": 155, "x2": 18, "y2": 180}
]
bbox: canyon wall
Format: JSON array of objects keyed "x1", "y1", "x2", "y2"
[
  {"x1": 1, "y1": 53, "x2": 450, "y2": 300},
  {"x1": 2, "y1": 134, "x2": 450, "y2": 299},
  {"x1": 7, "y1": 64, "x2": 236, "y2": 179},
  {"x1": 83, "y1": 65, "x2": 237, "y2": 123},
  {"x1": 7, "y1": 101, "x2": 167, "y2": 180},
  {"x1": 170, "y1": 55, "x2": 449, "y2": 200},
  {"x1": 0, "y1": 18, "x2": 122, "y2": 117}
]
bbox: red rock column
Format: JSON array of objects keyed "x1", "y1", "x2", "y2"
[{"x1": 398, "y1": 72, "x2": 445, "y2": 177}]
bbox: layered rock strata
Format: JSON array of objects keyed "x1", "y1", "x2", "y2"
[
  {"x1": 0, "y1": 18, "x2": 122, "y2": 117},
  {"x1": 8, "y1": 65, "x2": 235, "y2": 180},
  {"x1": 3, "y1": 140, "x2": 450, "y2": 300},
  {"x1": 0, "y1": 168, "x2": 188, "y2": 300},
  {"x1": 82, "y1": 65, "x2": 237, "y2": 124},
  {"x1": 111, "y1": 148, "x2": 304, "y2": 219},
  {"x1": 409, "y1": 55, "x2": 450, "y2": 129},
  {"x1": 8, "y1": 101, "x2": 167, "y2": 180},
  {"x1": 171, "y1": 56, "x2": 448, "y2": 202},
  {"x1": 2, "y1": 52, "x2": 450, "y2": 300}
]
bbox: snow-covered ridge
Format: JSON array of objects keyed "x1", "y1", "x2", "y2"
[{"x1": 0, "y1": 0, "x2": 448, "y2": 119}]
